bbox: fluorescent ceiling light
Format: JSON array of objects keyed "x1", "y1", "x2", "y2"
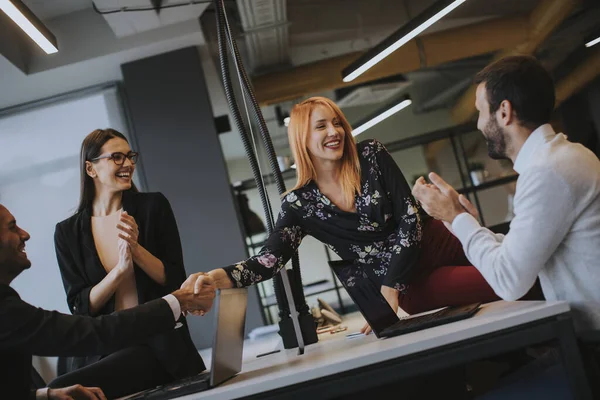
[
  {"x1": 342, "y1": 0, "x2": 467, "y2": 82},
  {"x1": 0, "y1": 0, "x2": 58, "y2": 54},
  {"x1": 352, "y1": 98, "x2": 412, "y2": 136},
  {"x1": 585, "y1": 36, "x2": 600, "y2": 48}
]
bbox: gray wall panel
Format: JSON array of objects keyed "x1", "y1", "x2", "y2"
[{"x1": 121, "y1": 46, "x2": 264, "y2": 349}]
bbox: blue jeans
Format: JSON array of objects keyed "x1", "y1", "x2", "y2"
[{"x1": 476, "y1": 349, "x2": 573, "y2": 400}]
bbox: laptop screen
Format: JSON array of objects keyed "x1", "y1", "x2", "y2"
[
  {"x1": 210, "y1": 288, "x2": 248, "y2": 387},
  {"x1": 329, "y1": 260, "x2": 400, "y2": 337}
]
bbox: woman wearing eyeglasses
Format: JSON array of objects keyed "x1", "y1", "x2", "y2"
[{"x1": 51, "y1": 129, "x2": 204, "y2": 398}]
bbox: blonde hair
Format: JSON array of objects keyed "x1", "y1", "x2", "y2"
[{"x1": 286, "y1": 96, "x2": 361, "y2": 209}]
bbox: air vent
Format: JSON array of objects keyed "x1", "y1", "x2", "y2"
[{"x1": 335, "y1": 74, "x2": 411, "y2": 108}]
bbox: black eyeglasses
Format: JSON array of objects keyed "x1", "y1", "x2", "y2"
[{"x1": 91, "y1": 151, "x2": 139, "y2": 166}]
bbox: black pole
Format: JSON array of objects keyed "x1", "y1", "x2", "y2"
[{"x1": 214, "y1": 0, "x2": 317, "y2": 348}]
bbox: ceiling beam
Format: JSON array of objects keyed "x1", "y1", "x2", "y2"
[
  {"x1": 555, "y1": 47, "x2": 600, "y2": 107},
  {"x1": 252, "y1": 14, "x2": 530, "y2": 105},
  {"x1": 450, "y1": 0, "x2": 580, "y2": 124}
]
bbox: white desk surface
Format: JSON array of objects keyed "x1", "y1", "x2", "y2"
[{"x1": 181, "y1": 300, "x2": 570, "y2": 400}]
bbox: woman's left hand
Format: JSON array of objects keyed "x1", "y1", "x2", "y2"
[
  {"x1": 380, "y1": 285, "x2": 400, "y2": 314},
  {"x1": 360, "y1": 285, "x2": 401, "y2": 335},
  {"x1": 117, "y1": 211, "x2": 139, "y2": 254}
]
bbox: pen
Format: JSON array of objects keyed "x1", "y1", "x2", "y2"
[
  {"x1": 346, "y1": 332, "x2": 364, "y2": 339},
  {"x1": 257, "y1": 349, "x2": 281, "y2": 358}
]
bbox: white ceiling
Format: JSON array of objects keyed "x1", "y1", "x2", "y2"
[{"x1": 23, "y1": 0, "x2": 93, "y2": 20}]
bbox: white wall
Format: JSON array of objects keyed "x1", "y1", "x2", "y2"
[
  {"x1": 1, "y1": 89, "x2": 127, "y2": 312},
  {"x1": 0, "y1": 88, "x2": 132, "y2": 382}
]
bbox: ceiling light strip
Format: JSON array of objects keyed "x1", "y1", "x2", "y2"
[
  {"x1": 342, "y1": 0, "x2": 467, "y2": 82},
  {"x1": 0, "y1": 0, "x2": 58, "y2": 54},
  {"x1": 352, "y1": 99, "x2": 412, "y2": 136}
]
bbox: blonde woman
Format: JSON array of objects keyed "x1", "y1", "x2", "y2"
[{"x1": 193, "y1": 97, "x2": 528, "y2": 333}]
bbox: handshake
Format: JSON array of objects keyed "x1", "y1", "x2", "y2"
[{"x1": 171, "y1": 272, "x2": 218, "y2": 316}]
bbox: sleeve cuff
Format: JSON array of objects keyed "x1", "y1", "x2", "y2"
[
  {"x1": 36, "y1": 388, "x2": 49, "y2": 399},
  {"x1": 72, "y1": 286, "x2": 92, "y2": 315},
  {"x1": 452, "y1": 212, "x2": 482, "y2": 245},
  {"x1": 162, "y1": 294, "x2": 181, "y2": 322},
  {"x1": 222, "y1": 265, "x2": 240, "y2": 288}
]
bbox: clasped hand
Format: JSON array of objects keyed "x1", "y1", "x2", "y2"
[{"x1": 175, "y1": 273, "x2": 217, "y2": 317}]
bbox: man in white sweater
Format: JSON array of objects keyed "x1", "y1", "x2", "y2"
[{"x1": 413, "y1": 55, "x2": 600, "y2": 333}]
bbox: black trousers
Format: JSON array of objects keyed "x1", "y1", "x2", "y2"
[{"x1": 48, "y1": 345, "x2": 172, "y2": 399}]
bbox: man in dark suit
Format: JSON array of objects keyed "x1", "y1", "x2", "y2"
[{"x1": 0, "y1": 204, "x2": 216, "y2": 399}]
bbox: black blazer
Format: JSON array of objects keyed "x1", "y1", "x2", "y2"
[
  {"x1": 0, "y1": 284, "x2": 176, "y2": 400},
  {"x1": 54, "y1": 191, "x2": 204, "y2": 378}
]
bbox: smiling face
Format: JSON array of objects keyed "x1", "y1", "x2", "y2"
[
  {"x1": 475, "y1": 82, "x2": 509, "y2": 160},
  {"x1": 306, "y1": 104, "x2": 346, "y2": 165},
  {"x1": 0, "y1": 205, "x2": 31, "y2": 284},
  {"x1": 86, "y1": 137, "x2": 135, "y2": 195}
]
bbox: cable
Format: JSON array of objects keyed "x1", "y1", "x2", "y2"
[
  {"x1": 215, "y1": 0, "x2": 290, "y2": 319},
  {"x1": 223, "y1": 16, "x2": 275, "y2": 225},
  {"x1": 220, "y1": 2, "x2": 310, "y2": 316}
]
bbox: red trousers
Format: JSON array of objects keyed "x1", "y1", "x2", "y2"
[{"x1": 398, "y1": 218, "x2": 543, "y2": 315}]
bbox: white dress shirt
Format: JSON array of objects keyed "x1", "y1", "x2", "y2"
[{"x1": 452, "y1": 124, "x2": 600, "y2": 331}]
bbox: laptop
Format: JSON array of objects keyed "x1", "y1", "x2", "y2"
[
  {"x1": 121, "y1": 288, "x2": 248, "y2": 399},
  {"x1": 329, "y1": 260, "x2": 481, "y2": 338}
]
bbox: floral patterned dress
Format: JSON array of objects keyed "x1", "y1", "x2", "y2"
[{"x1": 223, "y1": 139, "x2": 429, "y2": 291}]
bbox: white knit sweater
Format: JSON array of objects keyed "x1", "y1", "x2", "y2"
[{"x1": 453, "y1": 124, "x2": 600, "y2": 331}]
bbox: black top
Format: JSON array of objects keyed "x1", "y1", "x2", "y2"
[
  {"x1": 224, "y1": 140, "x2": 429, "y2": 291},
  {"x1": 0, "y1": 284, "x2": 175, "y2": 400},
  {"x1": 54, "y1": 191, "x2": 204, "y2": 378}
]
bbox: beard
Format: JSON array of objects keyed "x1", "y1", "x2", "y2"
[
  {"x1": 0, "y1": 250, "x2": 31, "y2": 283},
  {"x1": 482, "y1": 118, "x2": 509, "y2": 160}
]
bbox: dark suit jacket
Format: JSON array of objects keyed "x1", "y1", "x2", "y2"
[
  {"x1": 0, "y1": 284, "x2": 176, "y2": 400},
  {"x1": 54, "y1": 191, "x2": 204, "y2": 378}
]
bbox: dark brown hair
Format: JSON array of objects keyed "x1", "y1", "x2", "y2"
[
  {"x1": 474, "y1": 55, "x2": 555, "y2": 130},
  {"x1": 77, "y1": 129, "x2": 138, "y2": 214}
]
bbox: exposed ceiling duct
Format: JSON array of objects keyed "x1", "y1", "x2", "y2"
[{"x1": 236, "y1": 0, "x2": 289, "y2": 73}]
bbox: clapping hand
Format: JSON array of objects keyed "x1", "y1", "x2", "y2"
[
  {"x1": 412, "y1": 173, "x2": 478, "y2": 226},
  {"x1": 116, "y1": 237, "x2": 133, "y2": 273},
  {"x1": 117, "y1": 211, "x2": 139, "y2": 255}
]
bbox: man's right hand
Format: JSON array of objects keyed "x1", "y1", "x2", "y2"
[
  {"x1": 172, "y1": 274, "x2": 216, "y2": 315},
  {"x1": 182, "y1": 269, "x2": 234, "y2": 295},
  {"x1": 47, "y1": 384, "x2": 106, "y2": 400},
  {"x1": 458, "y1": 194, "x2": 479, "y2": 219}
]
